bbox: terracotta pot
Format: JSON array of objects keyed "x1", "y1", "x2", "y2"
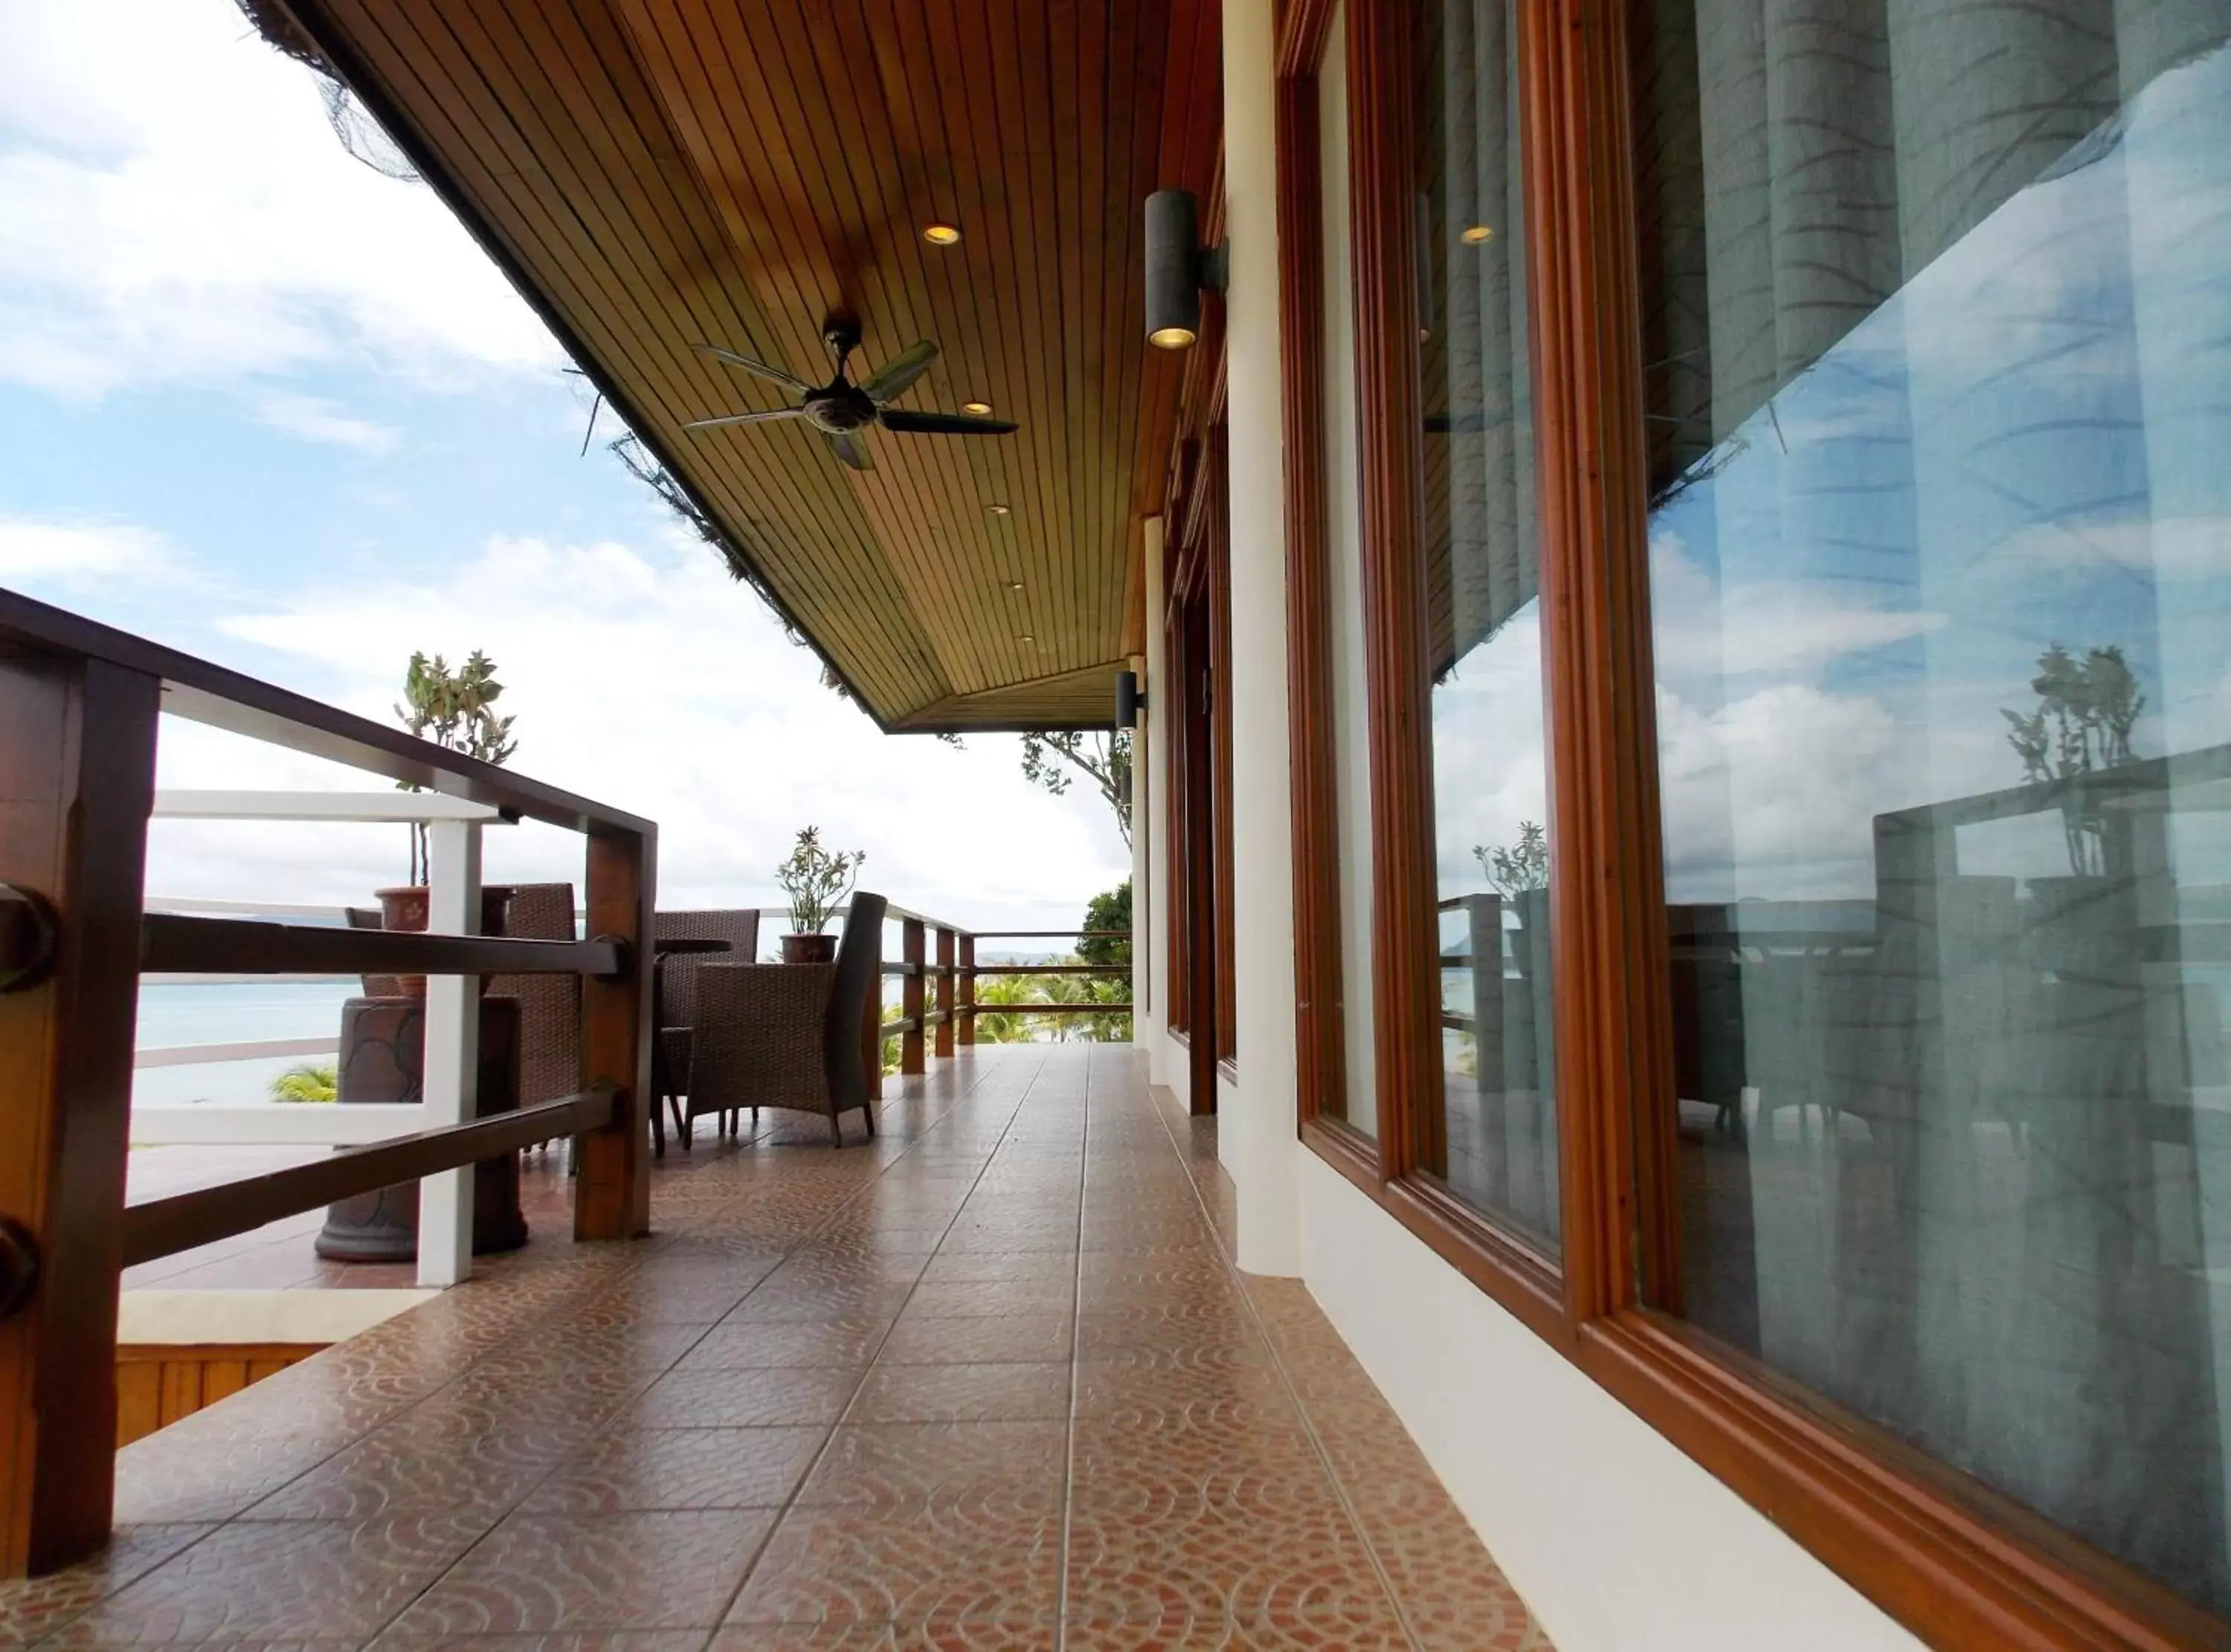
[
  {"x1": 370, "y1": 885, "x2": 517, "y2": 996},
  {"x1": 782, "y1": 932, "x2": 837, "y2": 964},
  {"x1": 315, "y1": 994, "x2": 528, "y2": 1262}
]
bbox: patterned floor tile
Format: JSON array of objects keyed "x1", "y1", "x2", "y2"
[
  {"x1": 846, "y1": 1364, "x2": 1070, "y2": 1424},
  {"x1": 74, "y1": 1048, "x2": 1550, "y2": 1652},
  {"x1": 522, "y1": 1428, "x2": 826, "y2": 1513},
  {"x1": 722, "y1": 1506, "x2": 1058, "y2": 1630},
  {"x1": 54, "y1": 1514, "x2": 483, "y2": 1643},
  {"x1": 386, "y1": 1510, "x2": 778, "y2": 1633},
  {"x1": 0, "y1": 1524, "x2": 210, "y2": 1651},
  {"x1": 628, "y1": 1367, "x2": 861, "y2": 1429}
]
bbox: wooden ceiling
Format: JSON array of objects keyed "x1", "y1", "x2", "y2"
[{"x1": 271, "y1": 0, "x2": 1221, "y2": 732}]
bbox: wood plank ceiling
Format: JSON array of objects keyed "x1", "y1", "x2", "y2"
[{"x1": 271, "y1": 0, "x2": 1221, "y2": 732}]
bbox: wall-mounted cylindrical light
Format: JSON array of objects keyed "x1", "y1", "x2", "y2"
[
  {"x1": 1144, "y1": 189, "x2": 1228, "y2": 351},
  {"x1": 1115, "y1": 668, "x2": 1146, "y2": 729}
]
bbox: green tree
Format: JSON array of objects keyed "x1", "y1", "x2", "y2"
[{"x1": 269, "y1": 1062, "x2": 338, "y2": 1103}]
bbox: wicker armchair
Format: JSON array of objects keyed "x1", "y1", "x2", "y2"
[
  {"x1": 484, "y1": 885, "x2": 583, "y2": 1152},
  {"x1": 684, "y1": 894, "x2": 886, "y2": 1147},
  {"x1": 653, "y1": 907, "x2": 762, "y2": 1149}
]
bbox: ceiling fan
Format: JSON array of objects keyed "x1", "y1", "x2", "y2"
[{"x1": 685, "y1": 318, "x2": 1015, "y2": 471}]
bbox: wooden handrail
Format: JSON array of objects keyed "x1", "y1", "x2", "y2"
[
  {"x1": 139, "y1": 914, "x2": 625, "y2": 978},
  {"x1": 970, "y1": 964, "x2": 1130, "y2": 977},
  {"x1": 121, "y1": 1087, "x2": 617, "y2": 1268},
  {"x1": 973, "y1": 1001, "x2": 1135, "y2": 1014},
  {"x1": 971, "y1": 929, "x2": 1131, "y2": 939},
  {"x1": 0, "y1": 588, "x2": 649, "y2": 836}
]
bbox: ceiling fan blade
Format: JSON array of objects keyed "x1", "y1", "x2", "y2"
[
  {"x1": 878, "y1": 408, "x2": 1019, "y2": 436},
  {"x1": 827, "y1": 428, "x2": 875, "y2": 471},
  {"x1": 695, "y1": 344, "x2": 814, "y2": 396},
  {"x1": 684, "y1": 407, "x2": 805, "y2": 430},
  {"x1": 858, "y1": 339, "x2": 940, "y2": 404}
]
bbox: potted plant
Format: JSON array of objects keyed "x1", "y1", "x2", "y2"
[
  {"x1": 775, "y1": 826, "x2": 865, "y2": 964},
  {"x1": 375, "y1": 649, "x2": 520, "y2": 981}
]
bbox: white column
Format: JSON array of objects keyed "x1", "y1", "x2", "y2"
[
  {"x1": 1140, "y1": 515, "x2": 1172, "y2": 1083},
  {"x1": 1223, "y1": 0, "x2": 1302, "y2": 1277},
  {"x1": 418, "y1": 816, "x2": 480, "y2": 1288},
  {"x1": 1127, "y1": 648, "x2": 1151, "y2": 1048}
]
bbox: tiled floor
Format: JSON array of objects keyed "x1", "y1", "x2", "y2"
[{"x1": 9, "y1": 1044, "x2": 1547, "y2": 1650}]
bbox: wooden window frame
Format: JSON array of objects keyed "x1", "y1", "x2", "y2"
[{"x1": 1272, "y1": 0, "x2": 2231, "y2": 1644}]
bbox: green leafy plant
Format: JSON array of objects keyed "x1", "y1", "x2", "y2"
[
  {"x1": 776, "y1": 826, "x2": 865, "y2": 935},
  {"x1": 1474, "y1": 821, "x2": 1549, "y2": 897},
  {"x1": 2002, "y1": 641, "x2": 2145, "y2": 877},
  {"x1": 269, "y1": 1062, "x2": 338, "y2": 1103},
  {"x1": 394, "y1": 649, "x2": 518, "y2": 883}
]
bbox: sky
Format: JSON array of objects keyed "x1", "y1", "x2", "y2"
[{"x1": 0, "y1": 0, "x2": 1130, "y2": 932}]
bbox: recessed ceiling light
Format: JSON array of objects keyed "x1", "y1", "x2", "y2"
[
  {"x1": 1019, "y1": 633, "x2": 1034, "y2": 643},
  {"x1": 988, "y1": 503, "x2": 1010, "y2": 516},
  {"x1": 962, "y1": 400, "x2": 993, "y2": 416},
  {"x1": 1148, "y1": 325, "x2": 1198, "y2": 351},
  {"x1": 1008, "y1": 581, "x2": 1025, "y2": 591},
  {"x1": 1461, "y1": 224, "x2": 1494, "y2": 244},
  {"x1": 923, "y1": 222, "x2": 962, "y2": 245}
]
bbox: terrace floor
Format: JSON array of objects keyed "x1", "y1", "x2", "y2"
[{"x1": 7, "y1": 1043, "x2": 1546, "y2": 1650}]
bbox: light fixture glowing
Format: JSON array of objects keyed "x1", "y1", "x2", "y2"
[
  {"x1": 1019, "y1": 633, "x2": 1034, "y2": 643},
  {"x1": 1148, "y1": 325, "x2": 1199, "y2": 351},
  {"x1": 923, "y1": 222, "x2": 962, "y2": 245},
  {"x1": 1461, "y1": 223, "x2": 1494, "y2": 244},
  {"x1": 988, "y1": 503, "x2": 1010, "y2": 516},
  {"x1": 962, "y1": 400, "x2": 993, "y2": 415},
  {"x1": 1009, "y1": 581, "x2": 1025, "y2": 591}
]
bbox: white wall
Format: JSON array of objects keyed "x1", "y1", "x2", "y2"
[{"x1": 1298, "y1": 1153, "x2": 1925, "y2": 1651}]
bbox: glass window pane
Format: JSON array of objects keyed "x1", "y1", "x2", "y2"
[
  {"x1": 1323, "y1": 1, "x2": 1380, "y2": 1139},
  {"x1": 1419, "y1": 0, "x2": 1557, "y2": 1253},
  {"x1": 1635, "y1": 0, "x2": 2231, "y2": 1609}
]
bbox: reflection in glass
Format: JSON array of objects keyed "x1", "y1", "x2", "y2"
[
  {"x1": 1635, "y1": 0, "x2": 2231, "y2": 1610},
  {"x1": 1419, "y1": 0, "x2": 1556, "y2": 1252},
  {"x1": 1322, "y1": 1, "x2": 1379, "y2": 1138}
]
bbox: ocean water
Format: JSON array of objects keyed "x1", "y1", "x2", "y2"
[{"x1": 134, "y1": 981, "x2": 358, "y2": 1108}]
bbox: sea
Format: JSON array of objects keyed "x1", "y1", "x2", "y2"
[{"x1": 134, "y1": 981, "x2": 359, "y2": 1109}]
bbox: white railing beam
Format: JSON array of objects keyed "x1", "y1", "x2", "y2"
[
  {"x1": 152, "y1": 790, "x2": 507, "y2": 824},
  {"x1": 417, "y1": 817, "x2": 480, "y2": 1287}
]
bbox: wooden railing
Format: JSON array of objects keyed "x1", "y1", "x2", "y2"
[
  {"x1": 868, "y1": 915, "x2": 1133, "y2": 1085},
  {"x1": 0, "y1": 589, "x2": 656, "y2": 1579}
]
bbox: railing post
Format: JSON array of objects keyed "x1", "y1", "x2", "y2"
[
  {"x1": 935, "y1": 927, "x2": 955, "y2": 1059},
  {"x1": 860, "y1": 919, "x2": 883, "y2": 1103},
  {"x1": 576, "y1": 827, "x2": 651, "y2": 1240},
  {"x1": 418, "y1": 817, "x2": 480, "y2": 1287},
  {"x1": 0, "y1": 656, "x2": 159, "y2": 1578},
  {"x1": 901, "y1": 917, "x2": 925, "y2": 1075},
  {"x1": 957, "y1": 933, "x2": 976, "y2": 1046}
]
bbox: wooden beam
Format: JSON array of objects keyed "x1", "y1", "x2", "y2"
[
  {"x1": 901, "y1": 918, "x2": 926, "y2": 1076},
  {"x1": 575, "y1": 830, "x2": 651, "y2": 1240},
  {"x1": 123, "y1": 1090, "x2": 615, "y2": 1268},
  {"x1": 0, "y1": 656, "x2": 160, "y2": 1578},
  {"x1": 140, "y1": 914, "x2": 619, "y2": 979},
  {"x1": 935, "y1": 928, "x2": 956, "y2": 1059},
  {"x1": 957, "y1": 934, "x2": 976, "y2": 1046}
]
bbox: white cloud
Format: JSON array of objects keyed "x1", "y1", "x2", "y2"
[
  {"x1": 1649, "y1": 529, "x2": 1944, "y2": 683},
  {"x1": 0, "y1": 513, "x2": 180, "y2": 586},
  {"x1": 248, "y1": 391, "x2": 399, "y2": 456},
  {"x1": 141, "y1": 532, "x2": 1130, "y2": 932},
  {"x1": 1991, "y1": 514, "x2": 2231, "y2": 581},
  {"x1": 0, "y1": 0, "x2": 558, "y2": 399}
]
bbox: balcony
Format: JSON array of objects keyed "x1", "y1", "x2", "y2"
[{"x1": 0, "y1": 590, "x2": 1545, "y2": 1647}]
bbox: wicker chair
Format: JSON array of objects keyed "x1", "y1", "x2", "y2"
[
  {"x1": 684, "y1": 894, "x2": 886, "y2": 1147},
  {"x1": 484, "y1": 885, "x2": 583, "y2": 1155},
  {"x1": 653, "y1": 907, "x2": 762, "y2": 1149}
]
